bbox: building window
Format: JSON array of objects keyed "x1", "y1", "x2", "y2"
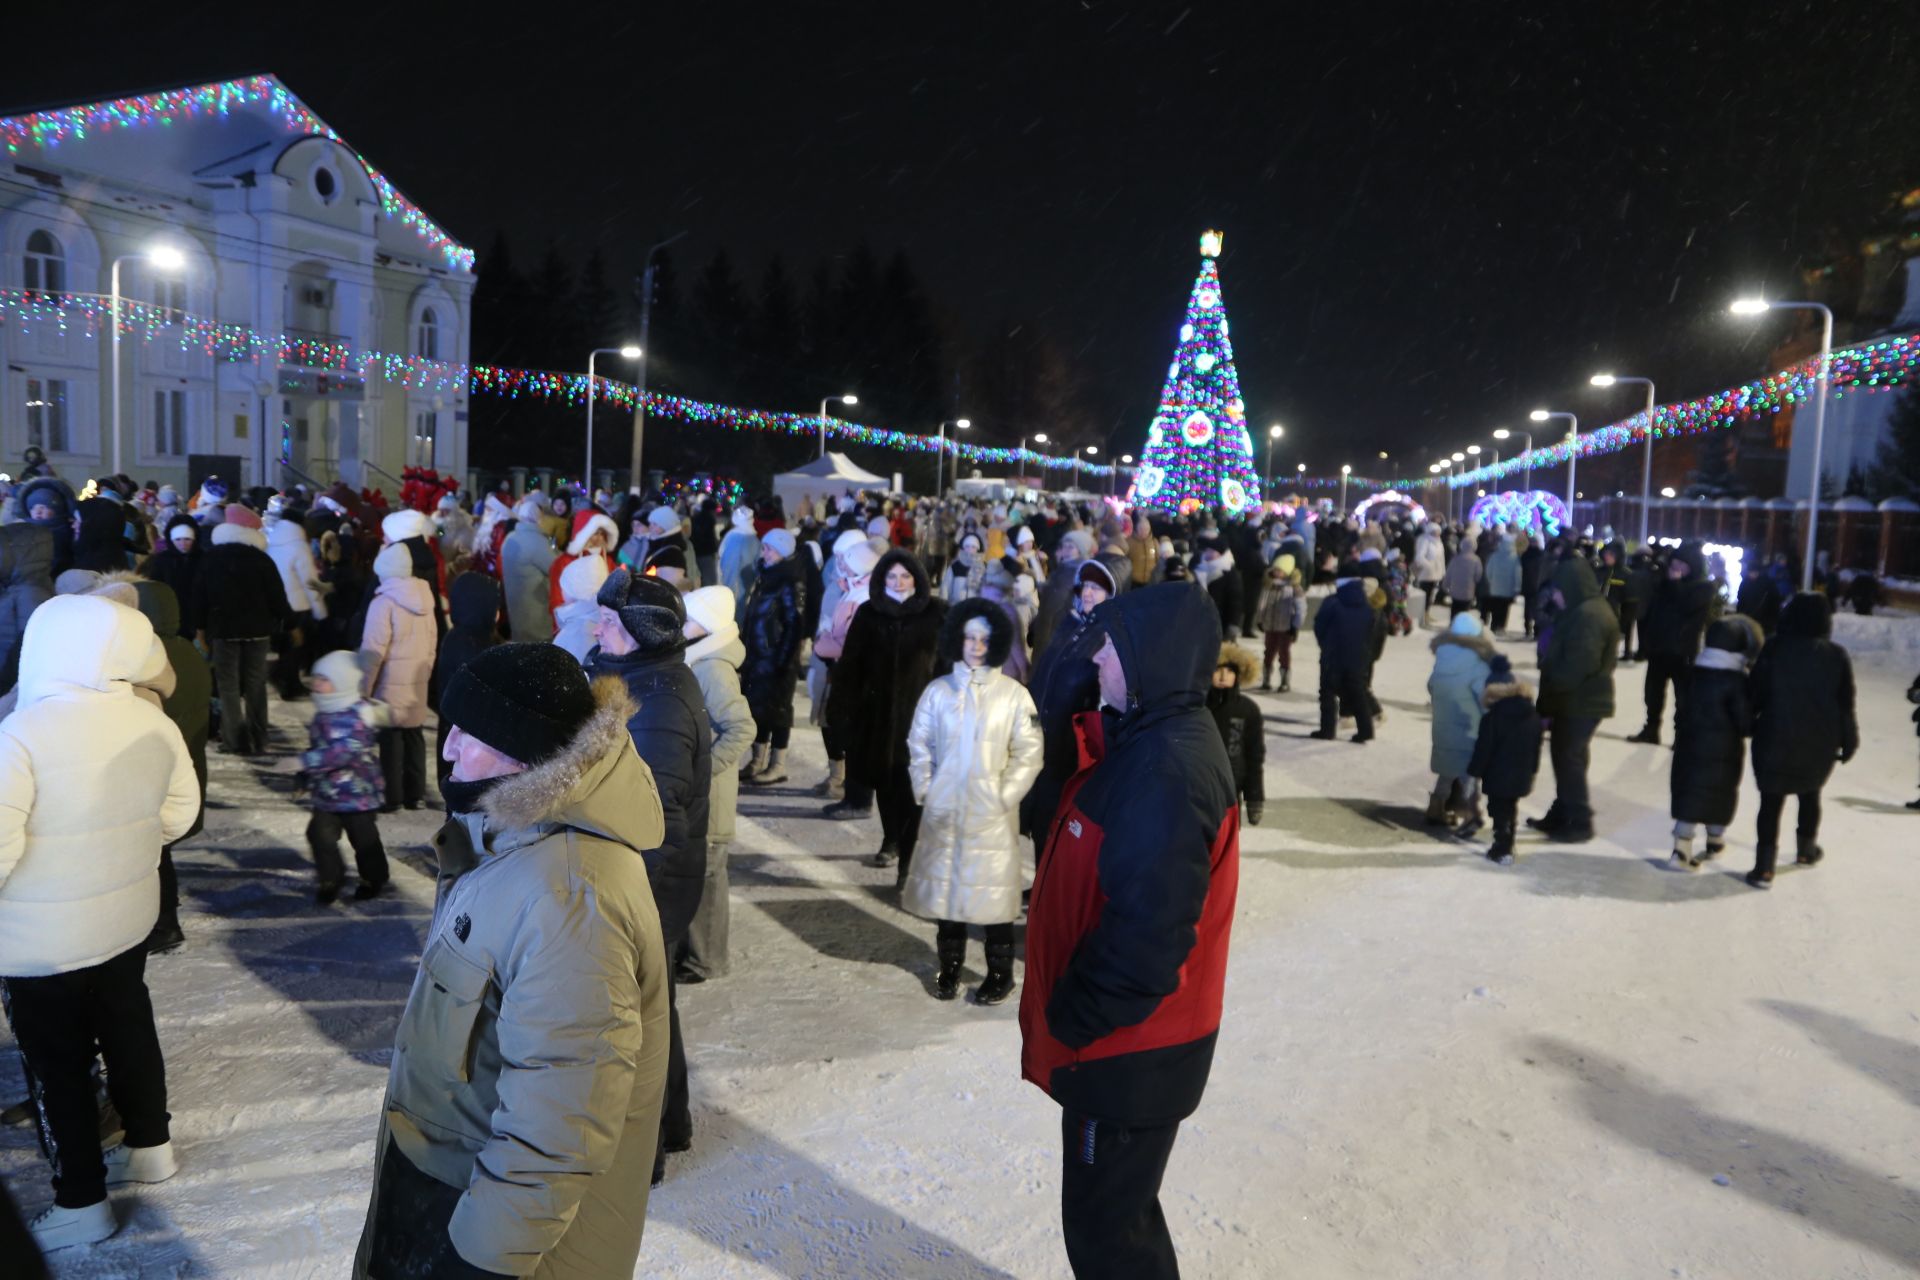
[
  {"x1": 26, "y1": 377, "x2": 70, "y2": 452},
  {"x1": 413, "y1": 409, "x2": 438, "y2": 462},
  {"x1": 153, "y1": 275, "x2": 187, "y2": 325},
  {"x1": 153, "y1": 388, "x2": 187, "y2": 456},
  {"x1": 314, "y1": 166, "x2": 339, "y2": 205},
  {"x1": 24, "y1": 229, "x2": 65, "y2": 297},
  {"x1": 416, "y1": 308, "x2": 439, "y2": 361}
]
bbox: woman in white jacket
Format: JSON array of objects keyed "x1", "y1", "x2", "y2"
[
  {"x1": 1412, "y1": 523, "x2": 1447, "y2": 627},
  {"x1": 0, "y1": 594, "x2": 199, "y2": 1251},
  {"x1": 903, "y1": 599, "x2": 1043, "y2": 1005},
  {"x1": 264, "y1": 505, "x2": 328, "y2": 697}
]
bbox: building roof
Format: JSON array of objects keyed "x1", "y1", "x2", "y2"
[{"x1": 0, "y1": 73, "x2": 473, "y2": 273}]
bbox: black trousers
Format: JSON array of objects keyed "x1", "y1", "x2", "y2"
[
  {"x1": 1755, "y1": 791, "x2": 1823, "y2": 869},
  {"x1": 1548, "y1": 716, "x2": 1600, "y2": 826},
  {"x1": 272, "y1": 609, "x2": 312, "y2": 698},
  {"x1": 5, "y1": 945, "x2": 170, "y2": 1208},
  {"x1": 1061, "y1": 1108, "x2": 1182, "y2": 1279},
  {"x1": 211, "y1": 637, "x2": 270, "y2": 753},
  {"x1": 1617, "y1": 602, "x2": 1640, "y2": 658},
  {"x1": 378, "y1": 727, "x2": 426, "y2": 808},
  {"x1": 936, "y1": 919, "x2": 1015, "y2": 959},
  {"x1": 157, "y1": 842, "x2": 180, "y2": 929},
  {"x1": 876, "y1": 759, "x2": 923, "y2": 871},
  {"x1": 660, "y1": 970, "x2": 690, "y2": 1150},
  {"x1": 1488, "y1": 795, "x2": 1518, "y2": 827},
  {"x1": 1449, "y1": 599, "x2": 1474, "y2": 620},
  {"x1": 751, "y1": 712, "x2": 791, "y2": 751},
  {"x1": 308, "y1": 809, "x2": 389, "y2": 888},
  {"x1": 1643, "y1": 654, "x2": 1690, "y2": 728},
  {"x1": 1487, "y1": 597, "x2": 1514, "y2": 632},
  {"x1": 1318, "y1": 668, "x2": 1373, "y2": 739}
]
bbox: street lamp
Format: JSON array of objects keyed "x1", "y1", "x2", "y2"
[
  {"x1": 1340, "y1": 463, "x2": 1352, "y2": 512},
  {"x1": 1529, "y1": 409, "x2": 1578, "y2": 511},
  {"x1": 1265, "y1": 423, "x2": 1285, "y2": 488},
  {"x1": 1493, "y1": 427, "x2": 1533, "y2": 493},
  {"x1": 1020, "y1": 431, "x2": 1049, "y2": 486},
  {"x1": 110, "y1": 244, "x2": 188, "y2": 479},
  {"x1": 629, "y1": 230, "x2": 688, "y2": 491},
  {"x1": 1590, "y1": 373, "x2": 1657, "y2": 544},
  {"x1": 818, "y1": 393, "x2": 858, "y2": 458},
  {"x1": 934, "y1": 417, "x2": 970, "y2": 498},
  {"x1": 586, "y1": 345, "x2": 642, "y2": 488},
  {"x1": 1731, "y1": 296, "x2": 1834, "y2": 589}
]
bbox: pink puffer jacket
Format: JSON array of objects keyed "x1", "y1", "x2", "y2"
[{"x1": 361, "y1": 577, "x2": 437, "y2": 727}]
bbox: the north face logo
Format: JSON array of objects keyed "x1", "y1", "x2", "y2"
[
  {"x1": 453, "y1": 913, "x2": 471, "y2": 943},
  {"x1": 1067, "y1": 819, "x2": 1083, "y2": 838}
]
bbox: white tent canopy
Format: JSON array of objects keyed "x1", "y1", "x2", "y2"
[{"x1": 772, "y1": 451, "x2": 891, "y2": 516}]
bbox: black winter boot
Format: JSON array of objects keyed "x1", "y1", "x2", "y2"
[
  {"x1": 1487, "y1": 821, "x2": 1516, "y2": 866},
  {"x1": 934, "y1": 933, "x2": 965, "y2": 1001},
  {"x1": 1746, "y1": 843, "x2": 1778, "y2": 889},
  {"x1": 1627, "y1": 723, "x2": 1661, "y2": 745},
  {"x1": 1795, "y1": 834, "x2": 1824, "y2": 866},
  {"x1": 1526, "y1": 802, "x2": 1565, "y2": 834},
  {"x1": 1280, "y1": 668, "x2": 1291, "y2": 693},
  {"x1": 974, "y1": 940, "x2": 1016, "y2": 1005},
  {"x1": 1453, "y1": 801, "x2": 1485, "y2": 840}
]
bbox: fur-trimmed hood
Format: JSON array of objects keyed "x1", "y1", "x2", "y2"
[
  {"x1": 938, "y1": 597, "x2": 1016, "y2": 668},
  {"x1": 1215, "y1": 641, "x2": 1258, "y2": 689},
  {"x1": 1429, "y1": 627, "x2": 1496, "y2": 661},
  {"x1": 476, "y1": 675, "x2": 664, "y2": 851},
  {"x1": 1483, "y1": 675, "x2": 1535, "y2": 706}
]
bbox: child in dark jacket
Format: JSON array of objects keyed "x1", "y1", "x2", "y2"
[
  {"x1": 301, "y1": 649, "x2": 392, "y2": 904},
  {"x1": 1208, "y1": 643, "x2": 1266, "y2": 825},
  {"x1": 1668, "y1": 618, "x2": 1757, "y2": 868},
  {"x1": 1468, "y1": 654, "x2": 1544, "y2": 865}
]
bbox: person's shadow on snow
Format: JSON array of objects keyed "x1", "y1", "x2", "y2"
[
  {"x1": 1527, "y1": 1035, "x2": 1920, "y2": 1270},
  {"x1": 1760, "y1": 1001, "x2": 1920, "y2": 1110}
]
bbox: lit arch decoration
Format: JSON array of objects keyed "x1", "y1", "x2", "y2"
[
  {"x1": 1468, "y1": 489, "x2": 1570, "y2": 539},
  {"x1": 1351, "y1": 490, "x2": 1427, "y2": 527}
]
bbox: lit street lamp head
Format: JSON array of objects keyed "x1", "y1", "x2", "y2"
[
  {"x1": 147, "y1": 245, "x2": 187, "y2": 272},
  {"x1": 1493, "y1": 428, "x2": 1510, "y2": 440},
  {"x1": 1269, "y1": 423, "x2": 1284, "y2": 438},
  {"x1": 1589, "y1": 373, "x2": 1617, "y2": 387},
  {"x1": 1340, "y1": 464, "x2": 1351, "y2": 475},
  {"x1": 619, "y1": 345, "x2": 642, "y2": 358},
  {"x1": 841, "y1": 394, "x2": 858, "y2": 405},
  {"x1": 1085, "y1": 445, "x2": 1098, "y2": 455},
  {"x1": 1451, "y1": 452, "x2": 1465, "y2": 462},
  {"x1": 1121, "y1": 454, "x2": 1133, "y2": 463},
  {"x1": 1529, "y1": 409, "x2": 1551, "y2": 422},
  {"x1": 956, "y1": 418, "x2": 971, "y2": 429},
  {"x1": 1466, "y1": 445, "x2": 1481, "y2": 455},
  {"x1": 1729, "y1": 298, "x2": 1771, "y2": 316}
]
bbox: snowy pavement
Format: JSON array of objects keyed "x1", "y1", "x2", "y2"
[{"x1": 5, "y1": 615, "x2": 1919, "y2": 1278}]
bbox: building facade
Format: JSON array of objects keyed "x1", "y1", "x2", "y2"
[{"x1": 0, "y1": 74, "x2": 474, "y2": 492}]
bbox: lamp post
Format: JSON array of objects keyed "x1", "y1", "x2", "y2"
[
  {"x1": 628, "y1": 231, "x2": 687, "y2": 492},
  {"x1": 1493, "y1": 427, "x2": 1532, "y2": 493},
  {"x1": 1115, "y1": 453, "x2": 1133, "y2": 498},
  {"x1": 1339, "y1": 463, "x2": 1351, "y2": 512},
  {"x1": 1731, "y1": 297, "x2": 1834, "y2": 590},
  {"x1": 110, "y1": 245, "x2": 187, "y2": 479},
  {"x1": 1528, "y1": 409, "x2": 1577, "y2": 513},
  {"x1": 1265, "y1": 423, "x2": 1284, "y2": 489},
  {"x1": 586, "y1": 345, "x2": 641, "y2": 487},
  {"x1": 933, "y1": 418, "x2": 970, "y2": 497},
  {"x1": 1590, "y1": 373, "x2": 1657, "y2": 544},
  {"x1": 818, "y1": 393, "x2": 858, "y2": 458},
  {"x1": 1025, "y1": 432, "x2": 1048, "y2": 487}
]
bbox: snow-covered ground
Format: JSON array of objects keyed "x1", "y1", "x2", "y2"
[{"x1": 5, "y1": 614, "x2": 1919, "y2": 1278}]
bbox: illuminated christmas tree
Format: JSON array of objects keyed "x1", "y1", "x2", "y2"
[{"x1": 1130, "y1": 230, "x2": 1263, "y2": 515}]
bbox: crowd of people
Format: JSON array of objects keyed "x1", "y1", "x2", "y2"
[{"x1": 0, "y1": 450, "x2": 1911, "y2": 1277}]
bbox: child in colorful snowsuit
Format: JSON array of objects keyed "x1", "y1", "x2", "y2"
[
  {"x1": 1209, "y1": 643, "x2": 1266, "y2": 825},
  {"x1": 1468, "y1": 653, "x2": 1543, "y2": 865},
  {"x1": 1254, "y1": 557, "x2": 1305, "y2": 691},
  {"x1": 300, "y1": 649, "x2": 392, "y2": 904}
]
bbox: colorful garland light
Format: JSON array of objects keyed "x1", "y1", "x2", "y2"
[
  {"x1": 1468, "y1": 489, "x2": 1572, "y2": 539},
  {"x1": 1131, "y1": 231, "x2": 1263, "y2": 514},
  {"x1": 1352, "y1": 490, "x2": 1428, "y2": 526},
  {"x1": 0, "y1": 75, "x2": 475, "y2": 272}
]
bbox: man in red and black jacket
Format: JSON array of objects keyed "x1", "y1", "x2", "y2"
[{"x1": 1019, "y1": 581, "x2": 1241, "y2": 1279}]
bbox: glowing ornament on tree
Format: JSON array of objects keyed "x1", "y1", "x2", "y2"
[
  {"x1": 1131, "y1": 230, "x2": 1265, "y2": 513},
  {"x1": 1134, "y1": 465, "x2": 1165, "y2": 499}
]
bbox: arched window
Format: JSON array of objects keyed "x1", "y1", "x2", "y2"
[
  {"x1": 415, "y1": 307, "x2": 439, "y2": 361},
  {"x1": 24, "y1": 229, "x2": 65, "y2": 297}
]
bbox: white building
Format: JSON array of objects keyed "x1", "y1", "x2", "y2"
[{"x1": 0, "y1": 74, "x2": 474, "y2": 493}]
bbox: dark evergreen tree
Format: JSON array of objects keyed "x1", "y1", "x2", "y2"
[{"x1": 1871, "y1": 383, "x2": 1920, "y2": 498}]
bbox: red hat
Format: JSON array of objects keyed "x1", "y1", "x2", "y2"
[{"x1": 222, "y1": 504, "x2": 262, "y2": 530}]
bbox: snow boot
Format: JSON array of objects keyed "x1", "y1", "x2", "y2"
[
  {"x1": 1795, "y1": 835, "x2": 1824, "y2": 867},
  {"x1": 812, "y1": 759, "x2": 847, "y2": 799},
  {"x1": 1259, "y1": 659, "x2": 1273, "y2": 691},
  {"x1": 1424, "y1": 793, "x2": 1450, "y2": 826},
  {"x1": 1453, "y1": 802, "x2": 1484, "y2": 840},
  {"x1": 739, "y1": 742, "x2": 768, "y2": 784},
  {"x1": 30, "y1": 1200, "x2": 116, "y2": 1251},
  {"x1": 1487, "y1": 820, "x2": 1516, "y2": 866},
  {"x1": 144, "y1": 915, "x2": 185, "y2": 956},
  {"x1": 870, "y1": 840, "x2": 898, "y2": 869},
  {"x1": 104, "y1": 1140, "x2": 178, "y2": 1187},
  {"x1": 1308, "y1": 728, "x2": 1337, "y2": 741},
  {"x1": 1907, "y1": 794, "x2": 1920, "y2": 811},
  {"x1": 1627, "y1": 723, "x2": 1661, "y2": 746},
  {"x1": 974, "y1": 940, "x2": 1016, "y2": 1006},
  {"x1": 1702, "y1": 837, "x2": 1726, "y2": 862},
  {"x1": 1670, "y1": 832, "x2": 1699, "y2": 871},
  {"x1": 1746, "y1": 844, "x2": 1778, "y2": 889},
  {"x1": 353, "y1": 880, "x2": 388, "y2": 901},
  {"x1": 748, "y1": 747, "x2": 788, "y2": 787},
  {"x1": 823, "y1": 795, "x2": 873, "y2": 820},
  {"x1": 1279, "y1": 668, "x2": 1291, "y2": 693},
  {"x1": 934, "y1": 934, "x2": 965, "y2": 1001},
  {"x1": 316, "y1": 881, "x2": 343, "y2": 906},
  {"x1": 1526, "y1": 803, "x2": 1565, "y2": 835}
]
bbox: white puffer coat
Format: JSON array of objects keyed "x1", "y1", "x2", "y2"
[
  {"x1": 902, "y1": 661, "x2": 1043, "y2": 924},
  {"x1": 266, "y1": 515, "x2": 328, "y2": 619},
  {"x1": 0, "y1": 595, "x2": 199, "y2": 976}
]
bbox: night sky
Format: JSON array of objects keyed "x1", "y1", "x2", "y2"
[{"x1": 12, "y1": 1, "x2": 1919, "y2": 476}]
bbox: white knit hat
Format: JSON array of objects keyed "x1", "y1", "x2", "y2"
[
  {"x1": 832, "y1": 529, "x2": 868, "y2": 559},
  {"x1": 732, "y1": 506, "x2": 756, "y2": 530},
  {"x1": 558, "y1": 553, "x2": 610, "y2": 603},
  {"x1": 682, "y1": 585, "x2": 736, "y2": 639},
  {"x1": 648, "y1": 505, "x2": 681, "y2": 535},
  {"x1": 382, "y1": 508, "x2": 434, "y2": 544},
  {"x1": 843, "y1": 540, "x2": 882, "y2": 578},
  {"x1": 373, "y1": 542, "x2": 413, "y2": 581}
]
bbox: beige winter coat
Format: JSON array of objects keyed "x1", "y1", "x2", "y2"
[
  {"x1": 687, "y1": 632, "x2": 755, "y2": 847},
  {"x1": 361, "y1": 576, "x2": 436, "y2": 727},
  {"x1": 357, "y1": 677, "x2": 669, "y2": 1278},
  {"x1": 902, "y1": 662, "x2": 1043, "y2": 924}
]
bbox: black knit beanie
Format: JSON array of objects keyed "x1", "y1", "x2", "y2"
[
  {"x1": 440, "y1": 642, "x2": 597, "y2": 765},
  {"x1": 598, "y1": 566, "x2": 687, "y2": 654}
]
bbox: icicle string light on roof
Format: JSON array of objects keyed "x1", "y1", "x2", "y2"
[{"x1": 0, "y1": 75, "x2": 475, "y2": 272}]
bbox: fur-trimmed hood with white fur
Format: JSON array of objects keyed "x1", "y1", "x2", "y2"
[{"x1": 363, "y1": 673, "x2": 672, "y2": 1277}]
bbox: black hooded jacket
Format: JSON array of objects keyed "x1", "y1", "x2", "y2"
[
  {"x1": 741, "y1": 553, "x2": 808, "y2": 727},
  {"x1": 587, "y1": 639, "x2": 712, "y2": 945},
  {"x1": 16, "y1": 476, "x2": 76, "y2": 578},
  {"x1": 1670, "y1": 621, "x2": 1754, "y2": 825},
  {"x1": 826, "y1": 550, "x2": 948, "y2": 788},
  {"x1": 1749, "y1": 593, "x2": 1858, "y2": 796},
  {"x1": 72, "y1": 497, "x2": 130, "y2": 573},
  {"x1": 0, "y1": 524, "x2": 54, "y2": 694},
  {"x1": 1022, "y1": 597, "x2": 1107, "y2": 838},
  {"x1": 430, "y1": 572, "x2": 501, "y2": 712},
  {"x1": 1640, "y1": 545, "x2": 1716, "y2": 661},
  {"x1": 1312, "y1": 579, "x2": 1376, "y2": 677},
  {"x1": 138, "y1": 515, "x2": 203, "y2": 636}
]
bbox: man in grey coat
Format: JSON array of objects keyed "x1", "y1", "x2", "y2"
[
  {"x1": 501, "y1": 499, "x2": 557, "y2": 642},
  {"x1": 356, "y1": 643, "x2": 668, "y2": 1278}
]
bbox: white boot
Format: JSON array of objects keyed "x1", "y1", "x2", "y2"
[
  {"x1": 104, "y1": 1139, "x2": 178, "y2": 1186},
  {"x1": 30, "y1": 1199, "x2": 116, "y2": 1250},
  {"x1": 750, "y1": 747, "x2": 789, "y2": 786},
  {"x1": 739, "y1": 742, "x2": 768, "y2": 784}
]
